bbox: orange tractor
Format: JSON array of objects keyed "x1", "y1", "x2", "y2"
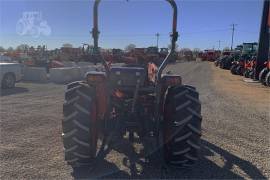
[{"x1": 62, "y1": 0, "x2": 202, "y2": 170}]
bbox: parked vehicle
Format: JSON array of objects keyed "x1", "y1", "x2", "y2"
[
  {"x1": 201, "y1": 50, "x2": 219, "y2": 61},
  {"x1": 0, "y1": 63, "x2": 23, "y2": 88},
  {"x1": 219, "y1": 52, "x2": 239, "y2": 70},
  {"x1": 230, "y1": 43, "x2": 258, "y2": 76},
  {"x1": 215, "y1": 51, "x2": 231, "y2": 67}
]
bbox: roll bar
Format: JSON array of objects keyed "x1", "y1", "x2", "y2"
[{"x1": 92, "y1": 0, "x2": 178, "y2": 80}]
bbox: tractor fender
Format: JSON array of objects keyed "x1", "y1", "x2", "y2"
[
  {"x1": 85, "y1": 71, "x2": 108, "y2": 120},
  {"x1": 161, "y1": 74, "x2": 182, "y2": 87},
  {"x1": 159, "y1": 74, "x2": 182, "y2": 113}
]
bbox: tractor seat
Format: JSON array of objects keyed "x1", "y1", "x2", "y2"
[{"x1": 110, "y1": 66, "x2": 147, "y2": 87}]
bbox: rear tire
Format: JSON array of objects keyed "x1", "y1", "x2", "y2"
[
  {"x1": 1, "y1": 73, "x2": 15, "y2": 89},
  {"x1": 220, "y1": 62, "x2": 225, "y2": 69},
  {"x1": 243, "y1": 70, "x2": 249, "y2": 78},
  {"x1": 163, "y1": 85, "x2": 202, "y2": 168},
  {"x1": 266, "y1": 71, "x2": 270, "y2": 87},
  {"x1": 259, "y1": 68, "x2": 268, "y2": 85},
  {"x1": 62, "y1": 81, "x2": 98, "y2": 168},
  {"x1": 236, "y1": 66, "x2": 243, "y2": 75},
  {"x1": 214, "y1": 60, "x2": 219, "y2": 67},
  {"x1": 230, "y1": 64, "x2": 237, "y2": 75}
]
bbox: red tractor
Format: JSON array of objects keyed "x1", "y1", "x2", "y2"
[
  {"x1": 62, "y1": 0, "x2": 202, "y2": 170},
  {"x1": 201, "y1": 50, "x2": 218, "y2": 61}
]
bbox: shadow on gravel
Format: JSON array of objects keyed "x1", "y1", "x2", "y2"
[
  {"x1": 0, "y1": 87, "x2": 29, "y2": 96},
  {"x1": 71, "y1": 139, "x2": 266, "y2": 179}
]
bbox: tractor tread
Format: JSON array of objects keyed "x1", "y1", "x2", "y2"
[
  {"x1": 73, "y1": 119, "x2": 90, "y2": 132},
  {"x1": 72, "y1": 137, "x2": 90, "y2": 147},
  {"x1": 187, "y1": 124, "x2": 202, "y2": 136},
  {"x1": 173, "y1": 147, "x2": 190, "y2": 155},
  {"x1": 187, "y1": 108, "x2": 202, "y2": 119},
  {"x1": 164, "y1": 85, "x2": 202, "y2": 168},
  {"x1": 65, "y1": 96, "x2": 80, "y2": 105},
  {"x1": 73, "y1": 152, "x2": 91, "y2": 159},
  {"x1": 174, "y1": 115, "x2": 192, "y2": 126},
  {"x1": 265, "y1": 71, "x2": 270, "y2": 86},
  {"x1": 74, "y1": 103, "x2": 91, "y2": 115},
  {"x1": 175, "y1": 101, "x2": 191, "y2": 111},
  {"x1": 171, "y1": 160, "x2": 188, "y2": 164},
  {"x1": 186, "y1": 94, "x2": 200, "y2": 104},
  {"x1": 187, "y1": 140, "x2": 201, "y2": 150},
  {"x1": 185, "y1": 154, "x2": 198, "y2": 161},
  {"x1": 65, "y1": 145, "x2": 78, "y2": 153},
  {"x1": 63, "y1": 129, "x2": 78, "y2": 138},
  {"x1": 76, "y1": 89, "x2": 92, "y2": 102},
  {"x1": 66, "y1": 158, "x2": 79, "y2": 163},
  {"x1": 174, "y1": 132, "x2": 192, "y2": 142},
  {"x1": 63, "y1": 111, "x2": 78, "y2": 122},
  {"x1": 62, "y1": 82, "x2": 97, "y2": 168}
]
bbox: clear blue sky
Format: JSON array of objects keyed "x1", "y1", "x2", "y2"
[{"x1": 0, "y1": 0, "x2": 264, "y2": 50}]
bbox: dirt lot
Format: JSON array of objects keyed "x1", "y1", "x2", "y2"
[{"x1": 0, "y1": 61, "x2": 269, "y2": 179}]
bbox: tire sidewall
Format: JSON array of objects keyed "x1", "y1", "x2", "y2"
[
  {"x1": 266, "y1": 71, "x2": 270, "y2": 86},
  {"x1": 2, "y1": 73, "x2": 15, "y2": 89},
  {"x1": 259, "y1": 68, "x2": 268, "y2": 84}
]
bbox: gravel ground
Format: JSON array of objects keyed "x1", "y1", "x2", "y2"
[{"x1": 0, "y1": 61, "x2": 269, "y2": 179}]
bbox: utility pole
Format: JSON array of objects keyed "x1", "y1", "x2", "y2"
[
  {"x1": 217, "y1": 40, "x2": 221, "y2": 50},
  {"x1": 156, "y1": 33, "x2": 160, "y2": 49},
  {"x1": 230, "y1": 24, "x2": 237, "y2": 50}
]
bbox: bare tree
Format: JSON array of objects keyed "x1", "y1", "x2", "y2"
[
  {"x1": 16, "y1": 44, "x2": 29, "y2": 52},
  {"x1": 193, "y1": 48, "x2": 201, "y2": 57},
  {"x1": 7, "y1": 47, "x2": 14, "y2": 52},
  {"x1": 125, "y1": 44, "x2": 136, "y2": 51},
  {"x1": 0, "y1": 46, "x2": 5, "y2": 52},
  {"x1": 62, "y1": 43, "x2": 73, "y2": 48},
  {"x1": 193, "y1": 48, "x2": 200, "y2": 53},
  {"x1": 223, "y1": 47, "x2": 230, "y2": 51}
]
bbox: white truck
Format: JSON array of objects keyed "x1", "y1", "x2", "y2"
[{"x1": 0, "y1": 63, "x2": 23, "y2": 89}]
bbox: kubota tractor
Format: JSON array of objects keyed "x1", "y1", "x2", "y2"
[{"x1": 62, "y1": 0, "x2": 202, "y2": 170}]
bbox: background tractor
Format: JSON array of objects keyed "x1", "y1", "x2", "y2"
[
  {"x1": 230, "y1": 43, "x2": 258, "y2": 75},
  {"x1": 219, "y1": 51, "x2": 241, "y2": 70},
  {"x1": 62, "y1": 0, "x2": 202, "y2": 170}
]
